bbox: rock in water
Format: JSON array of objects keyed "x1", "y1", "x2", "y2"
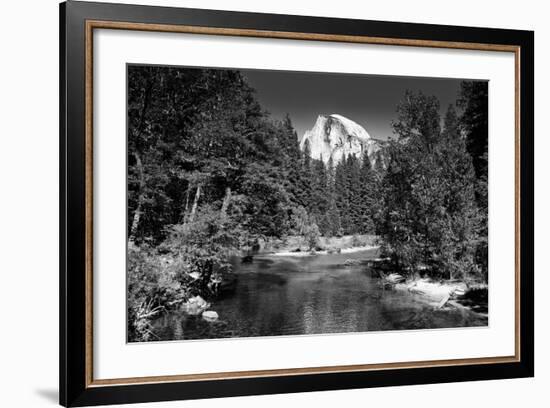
[
  {"x1": 187, "y1": 271, "x2": 200, "y2": 280},
  {"x1": 182, "y1": 296, "x2": 210, "y2": 316},
  {"x1": 202, "y1": 310, "x2": 219, "y2": 322},
  {"x1": 300, "y1": 114, "x2": 387, "y2": 168},
  {"x1": 385, "y1": 273, "x2": 405, "y2": 284}
]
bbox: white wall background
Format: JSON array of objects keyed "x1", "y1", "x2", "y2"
[{"x1": 0, "y1": 0, "x2": 545, "y2": 407}]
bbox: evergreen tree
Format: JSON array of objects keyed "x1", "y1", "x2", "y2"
[
  {"x1": 457, "y1": 82, "x2": 489, "y2": 277},
  {"x1": 358, "y1": 150, "x2": 376, "y2": 234},
  {"x1": 458, "y1": 81, "x2": 488, "y2": 182},
  {"x1": 310, "y1": 157, "x2": 330, "y2": 234},
  {"x1": 298, "y1": 139, "x2": 314, "y2": 211},
  {"x1": 379, "y1": 92, "x2": 482, "y2": 280},
  {"x1": 346, "y1": 155, "x2": 363, "y2": 234},
  {"x1": 325, "y1": 156, "x2": 342, "y2": 236},
  {"x1": 334, "y1": 157, "x2": 350, "y2": 235},
  {"x1": 432, "y1": 104, "x2": 481, "y2": 279},
  {"x1": 279, "y1": 114, "x2": 303, "y2": 208}
]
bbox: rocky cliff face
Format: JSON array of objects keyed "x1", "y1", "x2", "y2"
[{"x1": 299, "y1": 114, "x2": 386, "y2": 168}]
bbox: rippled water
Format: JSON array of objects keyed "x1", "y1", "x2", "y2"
[{"x1": 151, "y1": 249, "x2": 487, "y2": 341}]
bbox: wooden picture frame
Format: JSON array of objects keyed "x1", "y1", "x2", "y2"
[{"x1": 60, "y1": 1, "x2": 534, "y2": 406}]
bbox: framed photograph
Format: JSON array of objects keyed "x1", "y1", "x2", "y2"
[{"x1": 60, "y1": 1, "x2": 534, "y2": 406}]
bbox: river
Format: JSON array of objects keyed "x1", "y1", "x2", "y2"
[{"x1": 150, "y1": 248, "x2": 488, "y2": 341}]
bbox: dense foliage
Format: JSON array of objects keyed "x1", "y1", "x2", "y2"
[
  {"x1": 126, "y1": 65, "x2": 488, "y2": 341},
  {"x1": 377, "y1": 89, "x2": 487, "y2": 281}
]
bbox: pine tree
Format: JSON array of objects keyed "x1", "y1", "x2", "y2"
[
  {"x1": 325, "y1": 156, "x2": 342, "y2": 236},
  {"x1": 457, "y1": 83, "x2": 489, "y2": 277},
  {"x1": 428, "y1": 104, "x2": 481, "y2": 280},
  {"x1": 358, "y1": 150, "x2": 376, "y2": 234},
  {"x1": 458, "y1": 81, "x2": 488, "y2": 182},
  {"x1": 279, "y1": 114, "x2": 303, "y2": 208},
  {"x1": 346, "y1": 155, "x2": 362, "y2": 234},
  {"x1": 334, "y1": 157, "x2": 350, "y2": 235},
  {"x1": 310, "y1": 157, "x2": 329, "y2": 234},
  {"x1": 299, "y1": 139, "x2": 314, "y2": 211},
  {"x1": 379, "y1": 92, "x2": 483, "y2": 280}
]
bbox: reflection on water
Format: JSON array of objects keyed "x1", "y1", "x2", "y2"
[{"x1": 151, "y1": 249, "x2": 488, "y2": 341}]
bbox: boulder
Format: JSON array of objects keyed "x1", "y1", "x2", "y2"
[
  {"x1": 385, "y1": 273, "x2": 405, "y2": 284},
  {"x1": 202, "y1": 310, "x2": 219, "y2": 322},
  {"x1": 187, "y1": 271, "x2": 200, "y2": 280},
  {"x1": 181, "y1": 295, "x2": 210, "y2": 316}
]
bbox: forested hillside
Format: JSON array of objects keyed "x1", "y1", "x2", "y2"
[
  {"x1": 127, "y1": 65, "x2": 488, "y2": 341},
  {"x1": 127, "y1": 66, "x2": 380, "y2": 246}
]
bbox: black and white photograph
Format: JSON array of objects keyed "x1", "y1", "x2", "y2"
[
  {"x1": 0, "y1": 0, "x2": 542, "y2": 406},
  {"x1": 126, "y1": 65, "x2": 489, "y2": 342}
]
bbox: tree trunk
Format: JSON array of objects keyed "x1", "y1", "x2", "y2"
[
  {"x1": 181, "y1": 188, "x2": 190, "y2": 223},
  {"x1": 220, "y1": 187, "x2": 232, "y2": 221},
  {"x1": 188, "y1": 184, "x2": 202, "y2": 223},
  {"x1": 129, "y1": 152, "x2": 145, "y2": 245}
]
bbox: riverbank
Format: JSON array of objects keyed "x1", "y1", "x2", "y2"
[
  {"x1": 253, "y1": 239, "x2": 487, "y2": 317},
  {"x1": 261, "y1": 234, "x2": 379, "y2": 257},
  {"x1": 271, "y1": 245, "x2": 380, "y2": 257},
  {"x1": 392, "y1": 278, "x2": 488, "y2": 314},
  {"x1": 151, "y1": 247, "x2": 488, "y2": 341}
]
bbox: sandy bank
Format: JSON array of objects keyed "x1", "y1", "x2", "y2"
[
  {"x1": 393, "y1": 278, "x2": 487, "y2": 312},
  {"x1": 256, "y1": 234, "x2": 379, "y2": 257},
  {"x1": 270, "y1": 245, "x2": 380, "y2": 257}
]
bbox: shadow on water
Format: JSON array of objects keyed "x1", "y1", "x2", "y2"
[{"x1": 151, "y1": 249, "x2": 488, "y2": 341}]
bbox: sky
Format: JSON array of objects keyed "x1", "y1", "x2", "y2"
[{"x1": 241, "y1": 68, "x2": 472, "y2": 141}]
